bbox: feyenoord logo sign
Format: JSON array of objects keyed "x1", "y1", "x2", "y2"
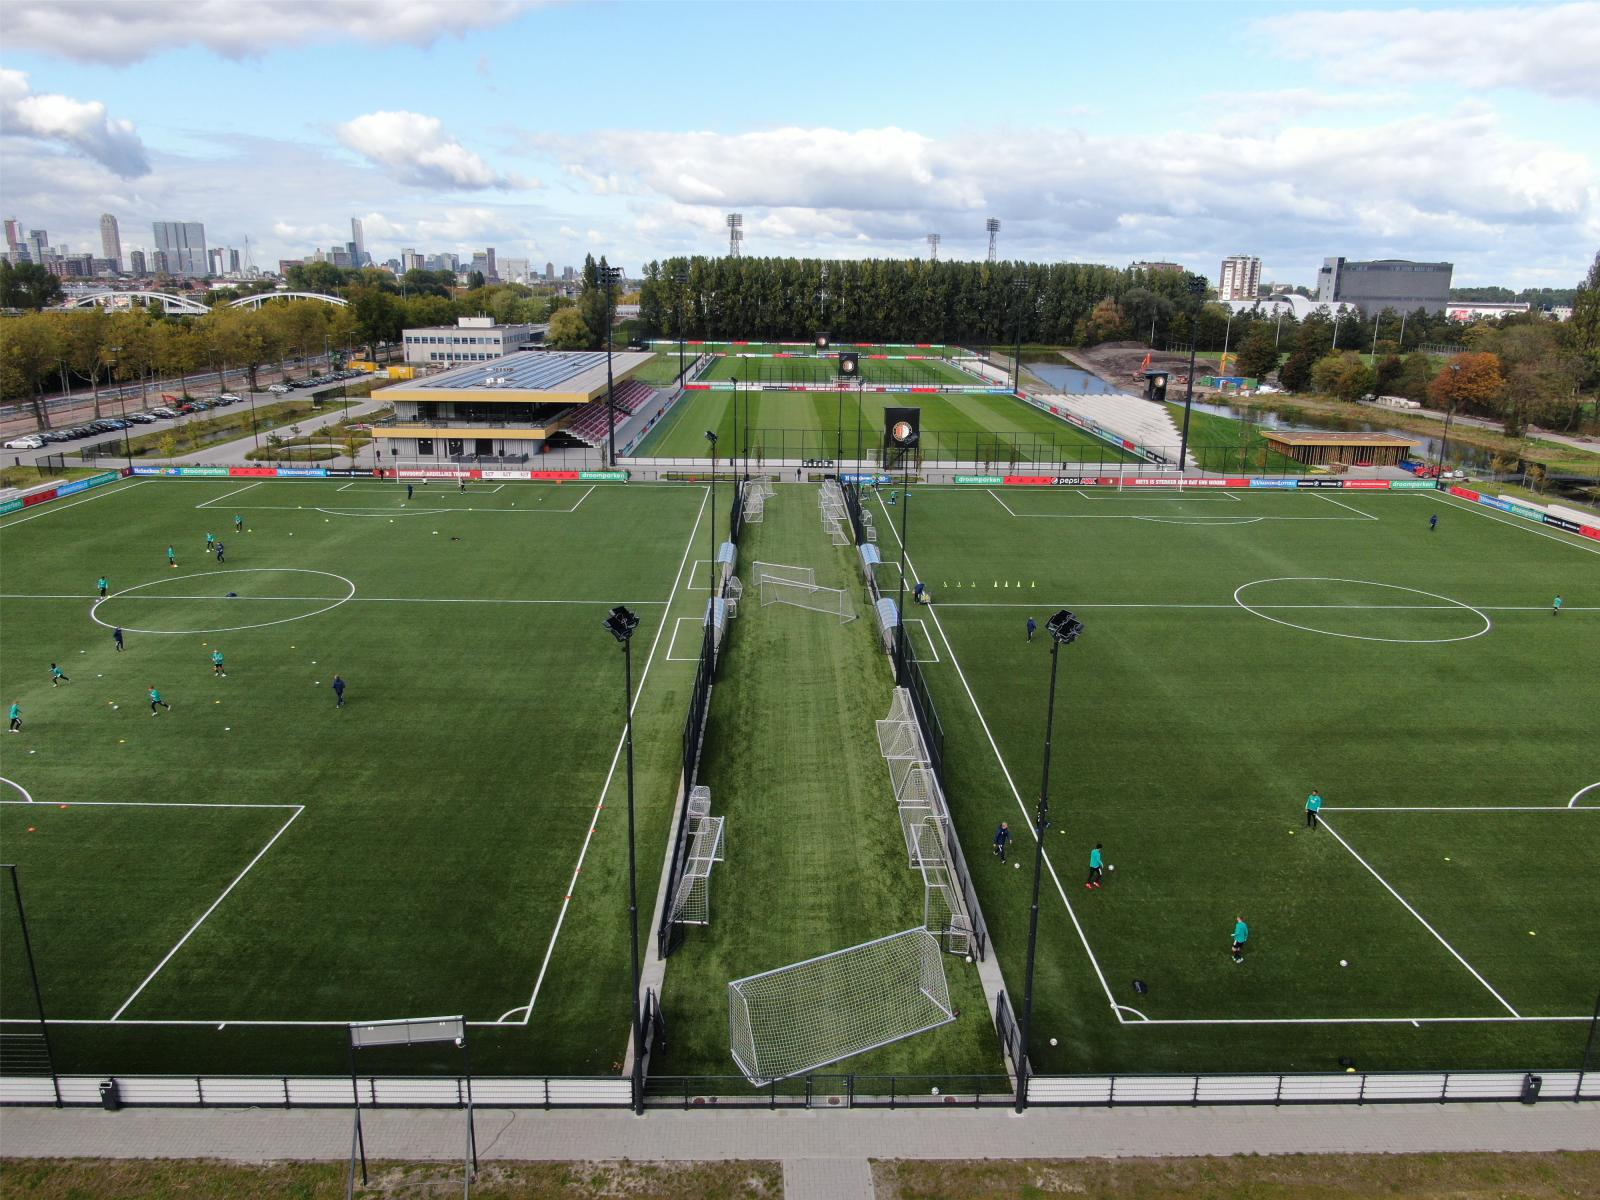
[{"x1": 884, "y1": 407, "x2": 921, "y2": 448}]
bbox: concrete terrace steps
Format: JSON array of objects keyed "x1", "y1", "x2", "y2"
[{"x1": 1036, "y1": 390, "x2": 1192, "y2": 468}]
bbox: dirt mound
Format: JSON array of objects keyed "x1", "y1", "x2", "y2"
[{"x1": 1073, "y1": 343, "x2": 1221, "y2": 386}]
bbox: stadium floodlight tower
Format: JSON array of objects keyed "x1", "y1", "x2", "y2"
[
  {"x1": 1016, "y1": 608, "x2": 1084, "y2": 1112},
  {"x1": 600, "y1": 262, "x2": 624, "y2": 467},
  {"x1": 927, "y1": 233, "x2": 940, "y2": 262},
  {"x1": 987, "y1": 218, "x2": 1001, "y2": 262},
  {"x1": 604, "y1": 604, "x2": 647, "y2": 1114},
  {"x1": 673, "y1": 262, "x2": 690, "y2": 384},
  {"x1": 1176, "y1": 272, "x2": 1208, "y2": 477},
  {"x1": 727, "y1": 213, "x2": 743, "y2": 257},
  {"x1": 705, "y1": 430, "x2": 719, "y2": 592}
]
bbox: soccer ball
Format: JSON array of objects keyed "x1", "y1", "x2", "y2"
[
  {"x1": 930, "y1": 1087, "x2": 940, "y2": 1096},
  {"x1": 1107, "y1": 864, "x2": 1115, "y2": 871},
  {"x1": 1339, "y1": 959, "x2": 1349, "y2": 967},
  {"x1": 1049, "y1": 1037, "x2": 1058, "y2": 1046}
]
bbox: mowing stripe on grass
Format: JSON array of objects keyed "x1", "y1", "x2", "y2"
[
  {"x1": 1317, "y1": 816, "x2": 1520, "y2": 1018},
  {"x1": 500, "y1": 484, "x2": 710, "y2": 1026},
  {"x1": 0, "y1": 478, "x2": 147, "y2": 528},
  {"x1": 109, "y1": 805, "x2": 307, "y2": 1021},
  {"x1": 870, "y1": 488, "x2": 1123, "y2": 1019}
]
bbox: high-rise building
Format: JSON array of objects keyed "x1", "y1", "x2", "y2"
[
  {"x1": 129, "y1": 249, "x2": 146, "y2": 276},
  {"x1": 4, "y1": 219, "x2": 22, "y2": 256},
  {"x1": 350, "y1": 217, "x2": 365, "y2": 263},
  {"x1": 27, "y1": 229, "x2": 49, "y2": 263},
  {"x1": 1317, "y1": 257, "x2": 1453, "y2": 315},
  {"x1": 228, "y1": 248, "x2": 241, "y2": 274},
  {"x1": 1218, "y1": 255, "x2": 1261, "y2": 301},
  {"x1": 151, "y1": 249, "x2": 170, "y2": 275},
  {"x1": 545, "y1": 261, "x2": 555, "y2": 281},
  {"x1": 152, "y1": 221, "x2": 206, "y2": 275},
  {"x1": 100, "y1": 213, "x2": 123, "y2": 269}
]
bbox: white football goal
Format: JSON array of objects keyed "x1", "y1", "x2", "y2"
[
  {"x1": 760, "y1": 574, "x2": 856, "y2": 623},
  {"x1": 727, "y1": 928, "x2": 956, "y2": 1087}
]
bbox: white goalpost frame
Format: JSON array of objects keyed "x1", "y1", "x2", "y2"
[
  {"x1": 726, "y1": 928, "x2": 956, "y2": 1087},
  {"x1": 671, "y1": 813, "x2": 726, "y2": 926},
  {"x1": 725, "y1": 576, "x2": 743, "y2": 618},
  {"x1": 759, "y1": 574, "x2": 856, "y2": 623},
  {"x1": 752, "y1": 561, "x2": 816, "y2": 587}
]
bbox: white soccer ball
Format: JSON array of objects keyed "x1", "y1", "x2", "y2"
[
  {"x1": 1014, "y1": 862, "x2": 1020, "y2": 869},
  {"x1": 1108, "y1": 864, "x2": 1115, "y2": 871},
  {"x1": 930, "y1": 1087, "x2": 940, "y2": 1096},
  {"x1": 1339, "y1": 959, "x2": 1349, "y2": 967},
  {"x1": 1049, "y1": 1037, "x2": 1058, "y2": 1046}
]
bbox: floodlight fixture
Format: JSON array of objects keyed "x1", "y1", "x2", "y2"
[
  {"x1": 1046, "y1": 609, "x2": 1084, "y2": 645},
  {"x1": 605, "y1": 605, "x2": 640, "y2": 643}
]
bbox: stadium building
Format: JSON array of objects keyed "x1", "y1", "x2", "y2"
[
  {"x1": 370, "y1": 349, "x2": 658, "y2": 466},
  {"x1": 1317, "y1": 257, "x2": 1453, "y2": 315}
]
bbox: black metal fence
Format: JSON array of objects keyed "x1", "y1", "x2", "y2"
[
  {"x1": 727, "y1": 478, "x2": 744, "y2": 542},
  {"x1": 642, "y1": 1073, "x2": 1016, "y2": 1110},
  {"x1": 995, "y1": 992, "x2": 1025, "y2": 1083},
  {"x1": 897, "y1": 634, "x2": 946, "y2": 788},
  {"x1": 660, "y1": 614, "x2": 717, "y2": 958}
]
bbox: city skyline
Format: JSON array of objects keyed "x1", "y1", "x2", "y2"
[{"x1": 0, "y1": 2, "x2": 1595, "y2": 287}]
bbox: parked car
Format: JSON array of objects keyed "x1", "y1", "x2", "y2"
[
  {"x1": 268, "y1": 383, "x2": 291, "y2": 394},
  {"x1": 128, "y1": 412, "x2": 158, "y2": 424},
  {"x1": 149, "y1": 407, "x2": 178, "y2": 419},
  {"x1": 215, "y1": 393, "x2": 241, "y2": 405},
  {"x1": 4, "y1": 435, "x2": 44, "y2": 449}
]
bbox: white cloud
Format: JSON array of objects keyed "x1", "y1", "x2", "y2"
[
  {"x1": 3, "y1": 0, "x2": 540, "y2": 65},
  {"x1": 0, "y1": 69, "x2": 150, "y2": 177},
  {"x1": 336, "y1": 111, "x2": 525, "y2": 190},
  {"x1": 1253, "y1": 3, "x2": 1600, "y2": 100}
]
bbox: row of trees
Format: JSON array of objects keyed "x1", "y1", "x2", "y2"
[{"x1": 0, "y1": 302, "x2": 356, "y2": 426}]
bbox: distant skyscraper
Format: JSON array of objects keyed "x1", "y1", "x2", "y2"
[
  {"x1": 350, "y1": 217, "x2": 365, "y2": 262},
  {"x1": 228, "y1": 248, "x2": 241, "y2": 274},
  {"x1": 151, "y1": 249, "x2": 170, "y2": 274},
  {"x1": 129, "y1": 249, "x2": 146, "y2": 276},
  {"x1": 4, "y1": 219, "x2": 21, "y2": 255},
  {"x1": 1219, "y1": 255, "x2": 1261, "y2": 301},
  {"x1": 152, "y1": 221, "x2": 206, "y2": 275},
  {"x1": 27, "y1": 229, "x2": 48, "y2": 263},
  {"x1": 99, "y1": 214, "x2": 122, "y2": 268},
  {"x1": 545, "y1": 261, "x2": 554, "y2": 281}
]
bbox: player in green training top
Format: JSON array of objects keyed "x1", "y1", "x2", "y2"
[
  {"x1": 205, "y1": 532, "x2": 216, "y2": 554},
  {"x1": 148, "y1": 685, "x2": 171, "y2": 716},
  {"x1": 1305, "y1": 789, "x2": 1322, "y2": 830},
  {"x1": 233, "y1": 513, "x2": 244, "y2": 533},
  {"x1": 1231, "y1": 916, "x2": 1249, "y2": 963},
  {"x1": 50, "y1": 662, "x2": 70, "y2": 687},
  {"x1": 97, "y1": 575, "x2": 109, "y2": 598},
  {"x1": 9, "y1": 701, "x2": 22, "y2": 733},
  {"x1": 1085, "y1": 843, "x2": 1104, "y2": 889},
  {"x1": 211, "y1": 649, "x2": 226, "y2": 677},
  {"x1": 166, "y1": 545, "x2": 177, "y2": 569}
]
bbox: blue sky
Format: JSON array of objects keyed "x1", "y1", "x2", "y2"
[{"x1": 2, "y1": 0, "x2": 1595, "y2": 287}]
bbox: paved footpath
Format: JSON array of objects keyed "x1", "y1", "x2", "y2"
[{"x1": 2, "y1": 1100, "x2": 1594, "y2": 1197}]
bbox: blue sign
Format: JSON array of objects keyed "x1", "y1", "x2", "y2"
[
  {"x1": 1249, "y1": 478, "x2": 1299, "y2": 489},
  {"x1": 275, "y1": 468, "x2": 328, "y2": 478},
  {"x1": 841, "y1": 473, "x2": 892, "y2": 484}
]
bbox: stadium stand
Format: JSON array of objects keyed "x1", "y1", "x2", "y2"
[{"x1": 564, "y1": 380, "x2": 657, "y2": 446}]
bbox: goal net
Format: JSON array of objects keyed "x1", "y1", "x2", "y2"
[
  {"x1": 671, "y1": 813, "x2": 726, "y2": 926},
  {"x1": 725, "y1": 576, "x2": 743, "y2": 618},
  {"x1": 753, "y1": 561, "x2": 815, "y2": 587},
  {"x1": 727, "y1": 928, "x2": 956, "y2": 1087},
  {"x1": 742, "y1": 490, "x2": 766, "y2": 524},
  {"x1": 760, "y1": 575, "x2": 856, "y2": 623}
]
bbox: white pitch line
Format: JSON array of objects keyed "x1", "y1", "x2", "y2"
[
  {"x1": 1432, "y1": 491, "x2": 1600, "y2": 556},
  {"x1": 1570, "y1": 782, "x2": 1600, "y2": 809},
  {"x1": 1117, "y1": 1014, "x2": 1591, "y2": 1027},
  {"x1": 987, "y1": 489, "x2": 1018, "y2": 517},
  {"x1": 930, "y1": 602, "x2": 1596, "y2": 611},
  {"x1": 567, "y1": 484, "x2": 597, "y2": 510},
  {"x1": 1318, "y1": 816, "x2": 1520, "y2": 1017},
  {"x1": 196, "y1": 480, "x2": 263, "y2": 509},
  {"x1": 1, "y1": 799, "x2": 300, "y2": 811},
  {"x1": 1323, "y1": 805, "x2": 1593, "y2": 813},
  {"x1": 0, "y1": 593, "x2": 666, "y2": 606},
  {"x1": 507, "y1": 484, "x2": 710, "y2": 1026},
  {"x1": 110, "y1": 805, "x2": 306, "y2": 1021},
  {"x1": 1310, "y1": 489, "x2": 1379, "y2": 519},
  {"x1": 0, "y1": 478, "x2": 147, "y2": 528},
  {"x1": 873, "y1": 489, "x2": 1124, "y2": 1018},
  {"x1": 0, "y1": 1017, "x2": 516, "y2": 1028}
]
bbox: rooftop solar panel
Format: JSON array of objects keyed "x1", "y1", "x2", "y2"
[{"x1": 414, "y1": 351, "x2": 611, "y2": 391}]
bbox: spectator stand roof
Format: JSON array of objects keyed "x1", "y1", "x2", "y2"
[{"x1": 377, "y1": 350, "x2": 654, "y2": 406}]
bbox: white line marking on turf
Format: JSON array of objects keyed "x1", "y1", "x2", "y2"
[
  {"x1": 665, "y1": 616, "x2": 704, "y2": 661},
  {"x1": 196, "y1": 481, "x2": 263, "y2": 509},
  {"x1": 1114, "y1": 1005, "x2": 1150, "y2": 1022},
  {"x1": 1115, "y1": 1014, "x2": 1590, "y2": 1026},
  {"x1": 1318, "y1": 815, "x2": 1520, "y2": 1017},
  {"x1": 1233, "y1": 578, "x2": 1492, "y2": 644},
  {"x1": 931, "y1": 602, "x2": 1593, "y2": 611},
  {"x1": 873, "y1": 489, "x2": 1125, "y2": 1020},
  {"x1": 505, "y1": 485, "x2": 710, "y2": 1026},
  {"x1": 987, "y1": 489, "x2": 1018, "y2": 517},
  {"x1": 1324, "y1": 805, "x2": 1594, "y2": 813},
  {"x1": 110, "y1": 805, "x2": 306, "y2": 1021},
  {"x1": 0, "y1": 776, "x2": 34, "y2": 803},
  {"x1": 90, "y1": 568, "x2": 357, "y2": 636},
  {"x1": 684, "y1": 560, "x2": 713, "y2": 591},
  {"x1": 0, "y1": 478, "x2": 147, "y2": 528},
  {"x1": 906, "y1": 618, "x2": 939, "y2": 663},
  {"x1": 1431, "y1": 491, "x2": 1600, "y2": 556},
  {"x1": 1310, "y1": 490, "x2": 1379, "y2": 519},
  {"x1": 1570, "y1": 782, "x2": 1600, "y2": 809},
  {"x1": 18, "y1": 593, "x2": 666, "y2": 607},
  {"x1": 568, "y1": 484, "x2": 596, "y2": 510},
  {"x1": 1, "y1": 799, "x2": 300, "y2": 811}
]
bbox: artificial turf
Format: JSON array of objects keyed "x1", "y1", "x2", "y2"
[
  {"x1": 651, "y1": 484, "x2": 1001, "y2": 1086},
  {"x1": 0, "y1": 476, "x2": 712, "y2": 1077},
  {"x1": 872, "y1": 482, "x2": 1599, "y2": 1076}
]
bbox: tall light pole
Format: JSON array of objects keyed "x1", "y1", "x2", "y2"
[
  {"x1": 1438, "y1": 362, "x2": 1461, "y2": 478},
  {"x1": 1015, "y1": 608, "x2": 1084, "y2": 1113},
  {"x1": 730, "y1": 376, "x2": 739, "y2": 487},
  {"x1": 1176, "y1": 273, "x2": 1207, "y2": 475},
  {"x1": 704, "y1": 430, "x2": 718, "y2": 592},
  {"x1": 673, "y1": 263, "x2": 689, "y2": 385},
  {"x1": 601, "y1": 263, "x2": 623, "y2": 467},
  {"x1": 107, "y1": 345, "x2": 130, "y2": 468},
  {"x1": 603, "y1": 605, "x2": 645, "y2": 1115},
  {"x1": 1011, "y1": 277, "x2": 1029, "y2": 394}
]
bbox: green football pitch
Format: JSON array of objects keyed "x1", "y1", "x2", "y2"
[
  {"x1": 632, "y1": 387, "x2": 1133, "y2": 465},
  {"x1": 0, "y1": 476, "x2": 714, "y2": 1077},
  {"x1": 870, "y1": 483, "x2": 1598, "y2": 1075}
]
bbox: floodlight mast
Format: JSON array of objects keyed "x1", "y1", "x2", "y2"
[
  {"x1": 727, "y1": 213, "x2": 743, "y2": 258},
  {"x1": 987, "y1": 218, "x2": 1000, "y2": 263},
  {"x1": 1016, "y1": 609, "x2": 1083, "y2": 1112},
  {"x1": 604, "y1": 605, "x2": 645, "y2": 1114},
  {"x1": 600, "y1": 263, "x2": 623, "y2": 468}
]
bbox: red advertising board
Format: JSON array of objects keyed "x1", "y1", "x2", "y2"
[
  {"x1": 529, "y1": 470, "x2": 580, "y2": 481},
  {"x1": 228, "y1": 467, "x2": 278, "y2": 477},
  {"x1": 1003, "y1": 475, "x2": 1055, "y2": 486},
  {"x1": 22, "y1": 487, "x2": 59, "y2": 507}
]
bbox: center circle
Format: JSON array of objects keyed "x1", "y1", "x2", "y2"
[
  {"x1": 1232, "y1": 577, "x2": 1492, "y2": 644},
  {"x1": 90, "y1": 568, "x2": 356, "y2": 635}
]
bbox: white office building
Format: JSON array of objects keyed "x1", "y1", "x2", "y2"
[{"x1": 401, "y1": 316, "x2": 543, "y2": 365}]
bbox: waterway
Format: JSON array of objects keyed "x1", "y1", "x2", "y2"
[
  {"x1": 1183, "y1": 398, "x2": 1497, "y2": 471},
  {"x1": 1020, "y1": 361, "x2": 1121, "y2": 395}
]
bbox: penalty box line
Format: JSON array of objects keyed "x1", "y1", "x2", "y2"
[
  {"x1": 1317, "y1": 815, "x2": 1519, "y2": 1017},
  {"x1": 500, "y1": 483, "x2": 711, "y2": 1026},
  {"x1": 872, "y1": 489, "x2": 1125, "y2": 1020}
]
